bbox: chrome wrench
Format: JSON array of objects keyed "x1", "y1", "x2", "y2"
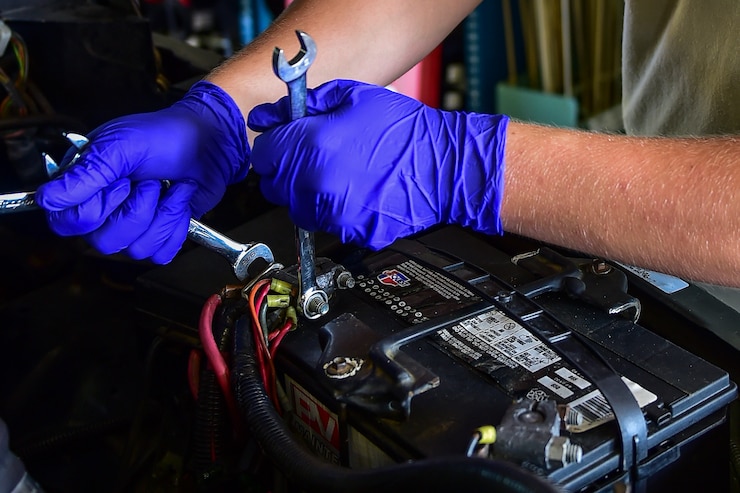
[
  {"x1": 31, "y1": 134, "x2": 274, "y2": 281},
  {"x1": 0, "y1": 133, "x2": 86, "y2": 214},
  {"x1": 273, "y1": 30, "x2": 329, "y2": 320},
  {"x1": 186, "y1": 220, "x2": 274, "y2": 281}
]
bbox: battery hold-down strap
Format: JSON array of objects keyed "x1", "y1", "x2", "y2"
[
  {"x1": 510, "y1": 248, "x2": 649, "y2": 481},
  {"x1": 554, "y1": 331, "x2": 649, "y2": 476}
]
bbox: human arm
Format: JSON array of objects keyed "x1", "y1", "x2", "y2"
[
  {"x1": 36, "y1": 0, "x2": 482, "y2": 263},
  {"x1": 207, "y1": 0, "x2": 482, "y2": 133},
  {"x1": 249, "y1": 80, "x2": 740, "y2": 288},
  {"x1": 502, "y1": 123, "x2": 740, "y2": 287}
]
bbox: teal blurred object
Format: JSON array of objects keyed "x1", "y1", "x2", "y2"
[
  {"x1": 464, "y1": 0, "x2": 509, "y2": 114},
  {"x1": 496, "y1": 82, "x2": 579, "y2": 128},
  {"x1": 239, "y1": 0, "x2": 275, "y2": 45}
]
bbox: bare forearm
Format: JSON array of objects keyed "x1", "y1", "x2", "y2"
[
  {"x1": 502, "y1": 121, "x2": 740, "y2": 286},
  {"x1": 207, "y1": 0, "x2": 480, "y2": 121}
]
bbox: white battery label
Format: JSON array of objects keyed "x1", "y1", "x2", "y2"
[
  {"x1": 438, "y1": 308, "x2": 561, "y2": 373},
  {"x1": 538, "y1": 375, "x2": 575, "y2": 399},
  {"x1": 555, "y1": 367, "x2": 592, "y2": 390}
]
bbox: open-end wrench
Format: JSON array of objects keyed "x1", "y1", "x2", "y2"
[
  {"x1": 0, "y1": 190, "x2": 38, "y2": 214},
  {"x1": 186, "y1": 221, "x2": 274, "y2": 281},
  {"x1": 273, "y1": 30, "x2": 329, "y2": 320},
  {"x1": 0, "y1": 133, "x2": 87, "y2": 214},
  {"x1": 24, "y1": 134, "x2": 274, "y2": 281}
]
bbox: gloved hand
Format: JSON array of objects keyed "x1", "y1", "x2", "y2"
[
  {"x1": 36, "y1": 81, "x2": 250, "y2": 264},
  {"x1": 248, "y1": 79, "x2": 509, "y2": 250}
]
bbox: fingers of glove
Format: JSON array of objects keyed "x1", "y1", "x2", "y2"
[
  {"x1": 124, "y1": 180, "x2": 197, "y2": 264},
  {"x1": 36, "y1": 114, "x2": 159, "y2": 210},
  {"x1": 84, "y1": 180, "x2": 163, "y2": 255},
  {"x1": 287, "y1": 191, "x2": 372, "y2": 247},
  {"x1": 187, "y1": 183, "x2": 228, "y2": 219},
  {"x1": 44, "y1": 179, "x2": 132, "y2": 236},
  {"x1": 247, "y1": 79, "x2": 363, "y2": 132},
  {"x1": 146, "y1": 216, "x2": 190, "y2": 265},
  {"x1": 37, "y1": 151, "x2": 127, "y2": 210},
  {"x1": 247, "y1": 96, "x2": 291, "y2": 132}
]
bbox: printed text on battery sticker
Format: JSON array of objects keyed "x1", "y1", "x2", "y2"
[
  {"x1": 399, "y1": 260, "x2": 476, "y2": 301},
  {"x1": 443, "y1": 309, "x2": 561, "y2": 373}
]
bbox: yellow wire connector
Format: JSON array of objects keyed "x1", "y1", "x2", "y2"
[
  {"x1": 476, "y1": 425, "x2": 497, "y2": 444},
  {"x1": 266, "y1": 294, "x2": 291, "y2": 308},
  {"x1": 270, "y1": 278, "x2": 294, "y2": 295},
  {"x1": 286, "y1": 306, "x2": 298, "y2": 326}
]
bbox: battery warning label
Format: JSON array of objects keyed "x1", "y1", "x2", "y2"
[
  {"x1": 431, "y1": 308, "x2": 658, "y2": 431},
  {"x1": 435, "y1": 309, "x2": 561, "y2": 373},
  {"x1": 357, "y1": 259, "x2": 480, "y2": 324}
]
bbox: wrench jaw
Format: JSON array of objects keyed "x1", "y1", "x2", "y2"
[
  {"x1": 44, "y1": 153, "x2": 61, "y2": 179},
  {"x1": 266, "y1": 257, "x2": 355, "y2": 323},
  {"x1": 40, "y1": 132, "x2": 89, "y2": 180},
  {"x1": 0, "y1": 132, "x2": 91, "y2": 214},
  {"x1": 233, "y1": 243, "x2": 276, "y2": 282},
  {"x1": 272, "y1": 30, "x2": 317, "y2": 83}
]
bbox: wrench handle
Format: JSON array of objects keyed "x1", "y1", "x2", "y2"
[
  {"x1": 187, "y1": 218, "x2": 275, "y2": 280},
  {"x1": 287, "y1": 77, "x2": 308, "y2": 121},
  {"x1": 187, "y1": 219, "x2": 245, "y2": 265},
  {"x1": 0, "y1": 191, "x2": 38, "y2": 214},
  {"x1": 295, "y1": 225, "x2": 318, "y2": 292}
]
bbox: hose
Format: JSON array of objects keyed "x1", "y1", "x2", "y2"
[
  {"x1": 191, "y1": 302, "x2": 232, "y2": 486},
  {"x1": 191, "y1": 298, "x2": 250, "y2": 489},
  {"x1": 232, "y1": 314, "x2": 563, "y2": 493},
  {"x1": 730, "y1": 437, "x2": 740, "y2": 486}
]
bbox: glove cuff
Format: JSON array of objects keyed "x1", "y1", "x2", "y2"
[
  {"x1": 182, "y1": 80, "x2": 251, "y2": 185},
  {"x1": 448, "y1": 113, "x2": 509, "y2": 236}
]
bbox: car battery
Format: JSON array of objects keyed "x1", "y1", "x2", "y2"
[{"x1": 136, "y1": 207, "x2": 738, "y2": 492}]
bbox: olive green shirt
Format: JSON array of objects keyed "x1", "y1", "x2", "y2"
[{"x1": 622, "y1": 0, "x2": 739, "y2": 136}]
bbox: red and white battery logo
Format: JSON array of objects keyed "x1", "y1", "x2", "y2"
[
  {"x1": 377, "y1": 269, "x2": 411, "y2": 287},
  {"x1": 285, "y1": 375, "x2": 340, "y2": 463}
]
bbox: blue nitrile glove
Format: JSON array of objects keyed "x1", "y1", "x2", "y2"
[
  {"x1": 248, "y1": 79, "x2": 509, "y2": 250},
  {"x1": 36, "y1": 81, "x2": 250, "y2": 264}
]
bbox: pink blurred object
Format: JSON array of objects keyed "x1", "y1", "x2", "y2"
[{"x1": 283, "y1": 0, "x2": 441, "y2": 107}]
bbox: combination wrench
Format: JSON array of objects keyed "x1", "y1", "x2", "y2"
[
  {"x1": 272, "y1": 30, "x2": 330, "y2": 320},
  {"x1": 1, "y1": 133, "x2": 274, "y2": 281},
  {"x1": 0, "y1": 133, "x2": 86, "y2": 214}
]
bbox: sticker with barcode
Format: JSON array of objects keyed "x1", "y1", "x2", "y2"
[{"x1": 564, "y1": 377, "x2": 658, "y2": 433}]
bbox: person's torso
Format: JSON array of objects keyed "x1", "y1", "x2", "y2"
[{"x1": 622, "y1": 0, "x2": 740, "y2": 136}]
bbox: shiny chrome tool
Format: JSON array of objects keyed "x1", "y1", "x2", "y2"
[
  {"x1": 25, "y1": 133, "x2": 274, "y2": 281},
  {"x1": 186, "y1": 220, "x2": 274, "y2": 281},
  {"x1": 0, "y1": 132, "x2": 86, "y2": 214},
  {"x1": 272, "y1": 30, "x2": 329, "y2": 320},
  {"x1": 0, "y1": 190, "x2": 38, "y2": 214}
]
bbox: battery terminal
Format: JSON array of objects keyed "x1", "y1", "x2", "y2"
[{"x1": 323, "y1": 356, "x2": 363, "y2": 379}]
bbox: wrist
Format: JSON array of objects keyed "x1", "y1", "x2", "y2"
[
  {"x1": 447, "y1": 112, "x2": 509, "y2": 235},
  {"x1": 181, "y1": 80, "x2": 251, "y2": 184}
]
